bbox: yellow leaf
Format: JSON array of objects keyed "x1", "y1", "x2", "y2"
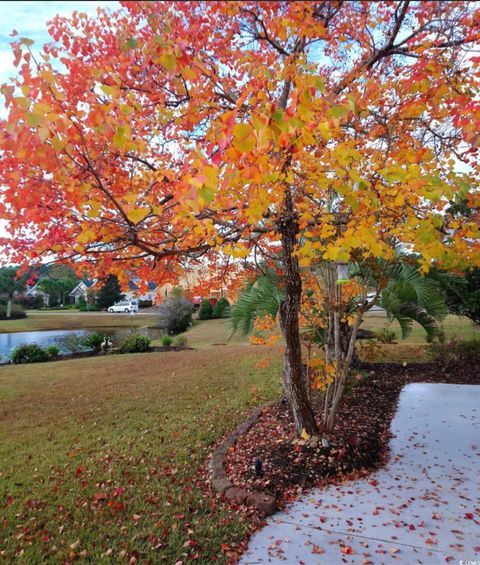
[
  {"x1": 300, "y1": 429, "x2": 310, "y2": 441},
  {"x1": 232, "y1": 123, "x2": 255, "y2": 152},
  {"x1": 14, "y1": 96, "x2": 31, "y2": 110},
  {"x1": 159, "y1": 53, "x2": 177, "y2": 72},
  {"x1": 100, "y1": 85, "x2": 119, "y2": 97},
  {"x1": 127, "y1": 208, "x2": 149, "y2": 224},
  {"x1": 38, "y1": 127, "x2": 49, "y2": 142}
]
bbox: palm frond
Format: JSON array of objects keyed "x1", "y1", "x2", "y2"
[{"x1": 229, "y1": 271, "x2": 283, "y2": 337}]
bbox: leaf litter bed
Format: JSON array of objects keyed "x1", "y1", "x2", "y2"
[{"x1": 223, "y1": 362, "x2": 480, "y2": 508}]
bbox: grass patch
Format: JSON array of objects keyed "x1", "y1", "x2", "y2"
[
  {"x1": 151, "y1": 318, "x2": 249, "y2": 349},
  {"x1": 0, "y1": 346, "x2": 281, "y2": 562},
  {"x1": 362, "y1": 313, "x2": 479, "y2": 343},
  {"x1": 0, "y1": 312, "x2": 157, "y2": 333}
]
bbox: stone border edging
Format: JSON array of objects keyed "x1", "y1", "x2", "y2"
[{"x1": 209, "y1": 402, "x2": 277, "y2": 516}]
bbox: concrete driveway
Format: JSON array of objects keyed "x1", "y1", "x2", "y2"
[{"x1": 241, "y1": 383, "x2": 480, "y2": 564}]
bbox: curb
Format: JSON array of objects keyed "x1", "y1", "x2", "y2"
[{"x1": 209, "y1": 402, "x2": 277, "y2": 516}]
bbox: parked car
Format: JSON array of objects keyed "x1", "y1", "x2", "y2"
[{"x1": 108, "y1": 300, "x2": 139, "y2": 313}]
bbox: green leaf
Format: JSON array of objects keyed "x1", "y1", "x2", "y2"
[
  {"x1": 199, "y1": 186, "x2": 215, "y2": 204},
  {"x1": 26, "y1": 112, "x2": 42, "y2": 127},
  {"x1": 125, "y1": 38, "x2": 138, "y2": 49},
  {"x1": 328, "y1": 105, "x2": 350, "y2": 118}
]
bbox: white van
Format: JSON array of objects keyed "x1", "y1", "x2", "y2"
[{"x1": 108, "y1": 300, "x2": 139, "y2": 313}]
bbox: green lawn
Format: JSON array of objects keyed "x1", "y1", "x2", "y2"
[
  {"x1": 0, "y1": 311, "x2": 158, "y2": 333},
  {"x1": 0, "y1": 313, "x2": 477, "y2": 561},
  {"x1": 0, "y1": 343, "x2": 281, "y2": 562},
  {"x1": 362, "y1": 313, "x2": 479, "y2": 343}
]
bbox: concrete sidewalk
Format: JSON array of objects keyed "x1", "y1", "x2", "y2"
[{"x1": 241, "y1": 383, "x2": 480, "y2": 564}]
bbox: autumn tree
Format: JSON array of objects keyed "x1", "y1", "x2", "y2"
[{"x1": 1, "y1": 1, "x2": 479, "y2": 434}]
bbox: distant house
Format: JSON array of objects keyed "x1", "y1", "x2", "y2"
[
  {"x1": 124, "y1": 279, "x2": 158, "y2": 305},
  {"x1": 68, "y1": 280, "x2": 97, "y2": 304}
]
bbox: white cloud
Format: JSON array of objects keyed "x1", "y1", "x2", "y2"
[{"x1": 0, "y1": 1, "x2": 119, "y2": 86}]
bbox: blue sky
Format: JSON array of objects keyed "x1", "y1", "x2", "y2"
[{"x1": 0, "y1": 1, "x2": 119, "y2": 85}]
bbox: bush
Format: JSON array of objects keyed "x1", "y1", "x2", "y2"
[
  {"x1": 174, "y1": 335, "x2": 188, "y2": 347},
  {"x1": 375, "y1": 328, "x2": 396, "y2": 344},
  {"x1": 82, "y1": 333, "x2": 106, "y2": 352},
  {"x1": 161, "y1": 334, "x2": 173, "y2": 347},
  {"x1": 45, "y1": 345, "x2": 60, "y2": 358},
  {"x1": 429, "y1": 337, "x2": 480, "y2": 370},
  {"x1": 11, "y1": 344, "x2": 48, "y2": 364},
  {"x1": 16, "y1": 295, "x2": 44, "y2": 309},
  {"x1": 198, "y1": 299, "x2": 213, "y2": 320},
  {"x1": 157, "y1": 295, "x2": 193, "y2": 334},
  {"x1": 212, "y1": 297, "x2": 230, "y2": 319},
  {"x1": 0, "y1": 303, "x2": 27, "y2": 319},
  {"x1": 58, "y1": 333, "x2": 85, "y2": 354},
  {"x1": 120, "y1": 334, "x2": 151, "y2": 353},
  {"x1": 78, "y1": 303, "x2": 101, "y2": 312}
]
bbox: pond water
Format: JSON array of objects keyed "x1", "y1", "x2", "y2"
[{"x1": 0, "y1": 327, "x2": 165, "y2": 361}]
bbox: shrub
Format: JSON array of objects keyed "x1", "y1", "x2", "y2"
[
  {"x1": 0, "y1": 303, "x2": 27, "y2": 319},
  {"x1": 58, "y1": 333, "x2": 86, "y2": 353},
  {"x1": 157, "y1": 294, "x2": 193, "y2": 334},
  {"x1": 212, "y1": 297, "x2": 230, "y2": 319},
  {"x1": 11, "y1": 344, "x2": 48, "y2": 364},
  {"x1": 16, "y1": 295, "x2": 44, "y2": 309},
  {"x1": 82, "y1": 333, "x2": 106, "y2": 352},
  {"x1": 45, "y1": 345, "x2": 60, "y2": 358},
  {"x1": 161, "y1": 334, "x2": 173, "y2": 347},
  {"x1": 78, "y1": 303, "x2": 101, "y2": 312},
  {"x1": 429, "y1": 337, "x2": 480, "y2": 370},
  {"x1": 198, "y1": 299, "x2": 213, "y2": 320},
  {"x1": 375, "y1": 328, "x2": 396, "y2": 344},
  {"x1": 174, "y1": 335, "x2": 188, "y2": 347},
  {"x1": 120, "y1": 334, "x2": 151, "y2": 353}
]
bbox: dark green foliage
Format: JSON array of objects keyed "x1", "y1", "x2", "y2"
[
  {"x1": 161, "y1": 334, "x2": 173, "y2": 347},
  {"x1": 0, "y1": 266, "x2": 28, "y2": 318},
  {"x1": 120, "y1": 334, "x2": 151, "y2": 353},
  {"x1": 11, "y1": 344, "x2": 48, "y2": 364},
  {"x1": 429, "y1": 337, "x2": 480, "y2": 370},
  {"x1": 0, "y1": 303, "x2": 26, "y2": 319},
  {"x1": 157, "y1": 293, "x2": 193, "y2": 333},
  {"x1": 82, "y1": 333, "x2": 106, "y2": 352},
  {"x1": 198, "y1": 299, "x2": 214, "y2": 320},
  {"x1": 212, "y1": 297, "x2": 230, "y2": 319},
  {"x1": 230, "y1": 270, "x2": 282, "y2": 336},
  {"x1": 45, "y1": 345, "x2": 60, "y2": 358},
  {"x1": 375, "y1": 328, "x2": 396, "y2": 344},
  {"x1": 442, "y1": 268, "x2": 480, "y2": 326},
  {"x1": 96, "y1": 275, "x2": 124, "y2": 309},
  {"x1": 78, "y1": 302, "x2": 101, "y2": 312}
]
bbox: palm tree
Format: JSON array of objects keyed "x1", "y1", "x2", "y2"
[{"x1": 230, "y1": 257, "x2": 457, "y2": 433}]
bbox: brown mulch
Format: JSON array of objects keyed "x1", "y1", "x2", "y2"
[{"x1": 223, "y1": 362, "x2": 480, "y2": 508}]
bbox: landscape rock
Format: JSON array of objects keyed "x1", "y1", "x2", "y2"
[
  {"x1": 212, "y1": 477, "x2": 233, "y2": 494},
  {"x1": 246, "y1": 492, "x2": 277, "y2": 515},
  {"x1": 224, "y1": 487, "x2": 249, "y2": 504}
]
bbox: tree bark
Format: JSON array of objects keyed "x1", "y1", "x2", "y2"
[
  {"x1": 279, "y1": 196, "x2": 318, "y2": 436},
  {"x1": 6, "y1": 296, "x2": 12, "y2": 319}
]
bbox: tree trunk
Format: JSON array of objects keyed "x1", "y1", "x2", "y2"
[
  {"x1": 279, "y1": 198, "x2": 318, "y2": 437},
  {"x1": 6, "y1": 296, "x2": 12, "y2": 319},
  {"x1": 325, "y1": 320, "x2": 360, "y2": 369}
]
